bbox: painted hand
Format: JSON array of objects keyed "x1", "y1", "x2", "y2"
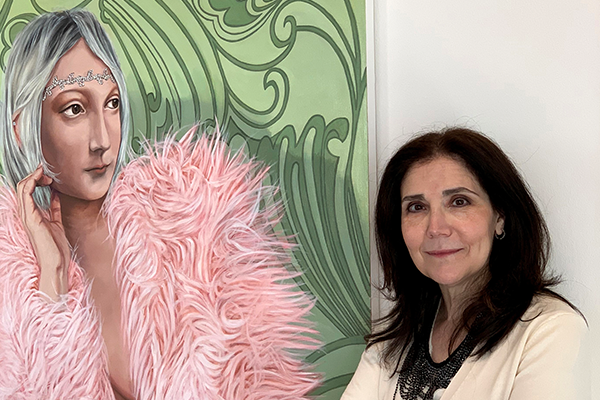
[{"x1": 16, "y1": 165, "x2": 70, "y2": 301}]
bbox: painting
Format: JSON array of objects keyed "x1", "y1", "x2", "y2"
[{"x1": 0, "y1": 0, "x2": 370, "y2": 398}]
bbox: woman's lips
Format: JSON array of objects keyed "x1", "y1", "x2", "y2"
[
  {"x1": 86, "y1": 163, "x2": 109, "y2": 174},
  {"x1": 425, "y1": 249, "x2": 462, "y2": 257}
]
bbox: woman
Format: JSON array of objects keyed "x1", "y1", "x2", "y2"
[
  {"x1": 341, "y1": 128, "x2": 586, "y2": 400},
  {"x1": 0, "y1": 10, "x2": 318, "y2": 400}
]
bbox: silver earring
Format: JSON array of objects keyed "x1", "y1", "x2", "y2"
[
  {"x1": 495, "y1": 230, "x2": 505, "y2": 240},
  {"x1": 12, "y1": 121, "x2": 16, "y2": 126}
]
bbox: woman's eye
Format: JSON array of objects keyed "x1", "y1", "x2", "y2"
[
  {"x1": 107, "y1": 97, "x2": 120, "y2": 109},
  {"x1": 407, "y1": 203, "x2": 425, "y2": 213},
  {"x1": 451, "y1": 197, "x2": 470, "y2": 207},
  {"x1": 61, "y1": 103, "x2": 84, "y2": 117}
]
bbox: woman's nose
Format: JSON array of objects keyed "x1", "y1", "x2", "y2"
[
  {"x1": 426, "y1": 207, "x2": 451, "y2": 237},
  {"x1": 89, "y1": 113, "x2": 111, "y2": 153}
]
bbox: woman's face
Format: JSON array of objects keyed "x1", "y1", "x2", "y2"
[
  {"x1": 40, "y1": 39, "x2": 121, "y2": 202},
  {"x1": 400, "y1": 156, "x2": 504, "y2": 293}
]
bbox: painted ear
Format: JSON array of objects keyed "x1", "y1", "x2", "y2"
[{"x1": 11, "y1": 111, "x2": 21, "y2": 147}]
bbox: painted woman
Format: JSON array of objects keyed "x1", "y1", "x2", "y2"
[{"x1": 0, "y1": 9, "x2": 318, "y2": 399}]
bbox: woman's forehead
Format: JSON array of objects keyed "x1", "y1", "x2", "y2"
[
  {"x1": 43, "y1": 39, "x2": 115, "y2": 101},
  {"x1": 401, "y1": 156, "x2": 482, "y2": 196},
  {"x1": 52, "y1": 39, "x2": 107, "y2": 76}
]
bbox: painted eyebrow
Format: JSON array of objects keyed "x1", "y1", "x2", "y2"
[
  {"x1": 49, "y1": 86, "x2": 119, "y2": 108},
  {"x1": 401, "y1": 187, "x2": 480, "y2": 203},
  {"x1": 51, "y1": 87, "x2": 85, "y2": 101},
  {"x1": 51, "y1": 80, "x2": 119, "y2": 99},
  {"x1": 49, "y1": 90, "x2": 84, "y2": 112},
  {"x1": 104, "y1": 88, "x2": 120, "y2": 102}
]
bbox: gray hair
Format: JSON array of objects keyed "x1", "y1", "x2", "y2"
[{"x1": 0, "y1": 9, "x2": 130, "y2": 208}]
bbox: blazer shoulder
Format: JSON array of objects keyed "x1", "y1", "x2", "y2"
[{"x1": 524, "y1": 294, "x2": 585, "y2": 325}]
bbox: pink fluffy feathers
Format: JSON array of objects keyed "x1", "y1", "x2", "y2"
[
  {"x1": 0, "y1": 187, "x2": 113, "y2": 399},
  {"x1": 0, "y1": 127, "x2": 320, "y2": 399}
]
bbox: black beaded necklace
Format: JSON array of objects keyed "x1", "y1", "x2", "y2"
[{"x1": 391, "y1": 311, "x2": 477, "y2": 400}]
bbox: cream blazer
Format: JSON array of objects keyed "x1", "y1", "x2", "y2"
[{"x1": 341, "y1": 295, "x2": 588, "y2": 400}]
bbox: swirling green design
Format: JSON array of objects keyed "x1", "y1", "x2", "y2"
[
  {"x1": 207, "y1": 0, "x2": 258, "y2": 28},
  {"x1": 29, "y1": 0, "x2": 94, "y2": 14},
  {"x1": 232, "y1": 115, "x2": 370, "y2": 336},
  {"x1": 0, "y1": 1, "x2": 369, "y2": 397},
  {"x1": 195, "y1": 0, "x2": 281, "y2": 41}
]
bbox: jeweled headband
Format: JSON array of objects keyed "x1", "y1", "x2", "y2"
[{"x1": 42, "y1": 69, "x2": 115, "y2": 101}]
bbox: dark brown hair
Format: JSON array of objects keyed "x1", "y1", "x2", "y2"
[{"x1": 368, "y1": 127, "x2": 581, "y2": 373}]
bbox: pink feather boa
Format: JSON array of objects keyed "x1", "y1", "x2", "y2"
[{"x1": 0, "y1": 127, "x2": 320, "y2": 399}]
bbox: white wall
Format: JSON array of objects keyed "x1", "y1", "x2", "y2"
[{"x1": 369, "y1": 0, "x2": 600, "y2": 397}]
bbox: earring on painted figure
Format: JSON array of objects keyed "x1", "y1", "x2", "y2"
[{"x1": 11, "y1": 113, "x2": 21, "y2": 147}]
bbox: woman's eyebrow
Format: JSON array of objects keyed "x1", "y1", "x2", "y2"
[
  {"x1": 104, "y1": 87, "x2": 120, "y2": 101},
  {"x1": 401, "y1": 187, "x2": 480, "y2": 203},
  {"x1": 51, "y1": 87, "x2": 85, "y2": 102},
  {"x1": 442, "y1": 187, "x2": 480, "y2": 197},
  {"x1": 401, "y1": 194, "x2": 425, "y2": 203}
]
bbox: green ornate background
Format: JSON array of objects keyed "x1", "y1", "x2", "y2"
[{"x1": 0, "y1": 0, "x2": 370, "y2": 397}]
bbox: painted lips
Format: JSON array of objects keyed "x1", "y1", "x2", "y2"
[{"x1": 86, "y1": 163, "x2": 109, "y2": 174}]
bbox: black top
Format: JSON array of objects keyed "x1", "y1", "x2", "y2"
[{"x1": 392, "y1": 308, "x2": 477, "y2": 400}]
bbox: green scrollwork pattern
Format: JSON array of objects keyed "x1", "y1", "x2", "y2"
[{"x1": 0, "y1": 0, "x2": 369, "y2": 397}]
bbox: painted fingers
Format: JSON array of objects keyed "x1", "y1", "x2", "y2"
[{"x1": 16, "y1": 165, "x2": 70, "y2": 301}]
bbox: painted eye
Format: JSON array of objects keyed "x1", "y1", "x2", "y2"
[
  {"x1": 107, "y1": 97, "x2": 120, "y2": 109},
  {"x1": 62, "y1": 103, "x2": 84, "y2": 117}
]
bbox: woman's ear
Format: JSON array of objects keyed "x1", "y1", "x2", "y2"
[
  {"x1": 495, "y1": 213, "x2": 505, "y2": 236},
  {"x1": 11, "y1": 111, "x2": 21, "y2": 147}
]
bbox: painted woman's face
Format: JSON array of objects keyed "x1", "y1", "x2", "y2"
[{"x1": 40, "y1": 38, "x2": 121, "y2": 202}]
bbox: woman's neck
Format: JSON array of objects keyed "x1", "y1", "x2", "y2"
[
  {"x1": 438, "y1": 289, "x2": 467, "y2": 324},
  {"x1": 438, "y1": 269, "x2": 489, "y2": 324},
  {"x1": 58, "y1": 192, "x2": 107, "y2": 246}
]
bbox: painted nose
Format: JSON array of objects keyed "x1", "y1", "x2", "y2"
[
  {"x1": 426, "y1": 207, "x2": 451, "y2": 238},
  {"x1": 89, "y1": 112, "x2": 111, "y2": 153}
]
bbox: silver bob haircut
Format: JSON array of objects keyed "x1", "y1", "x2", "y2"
[{"x1": 0, "y1": 9, "x2": 130, "y2": 208}]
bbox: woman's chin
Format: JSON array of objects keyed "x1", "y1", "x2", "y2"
[
  {"x1": 431, "y1": 275, "x2": 465, "y2": 289},
  {"x1": 52, "y1": 184, "x2": 110, "y2": 203},
  {"x1": 430, "y1": 270, "x2": 488, "y2": 294}
]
